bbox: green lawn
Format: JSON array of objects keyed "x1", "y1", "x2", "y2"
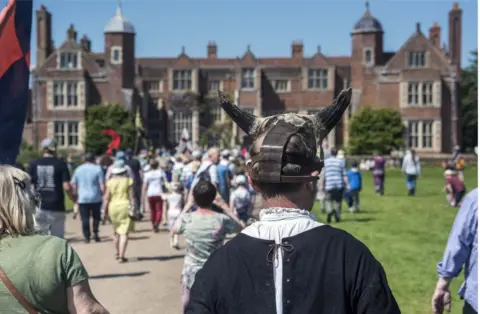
[{"x1": 312, "y1": 165, "x2": 477, "y2": 314}]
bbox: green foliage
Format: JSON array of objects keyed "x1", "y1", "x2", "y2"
[
  {"x1": 348, "y1": 107, "x2": 405, "y2": 155},
  {"x1": 16, "y1": 139, "x2": 41, "y2": 166},
  {"x1": 85, "y1": 104, "x2": 136, "y2": 155},
  {"x1": 460, "y1": 50, "x2": 478, "y2": 151}
]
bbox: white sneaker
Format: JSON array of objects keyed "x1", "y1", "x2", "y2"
[{"x1": 349, "y1": 207, "x2": 354, "y2": 213}]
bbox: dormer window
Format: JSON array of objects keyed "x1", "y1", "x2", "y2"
[
  {"x1": 59, "y1": 52, "x2": 78, "y2": 69},
  {"x1": 241, "y1": 68, "x2": 255, "y2": 89},
  {"x1": 111, "y1": 46, "x2": 123, "y2": 64},
  {"x1": 408, "y1": 51, "x2": 426, "y2": 68},
  {"x1": 364, "y1": 48, "x2": 374, "y2": 67}
]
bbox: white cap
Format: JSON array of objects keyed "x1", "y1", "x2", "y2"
[
  {"x1": 192, "y1": 150, "x2": 202, "y2": 158},
  {"x1": 235, "y1": 175, "x2": 247, "y2": 185},
  {"x1": 221, "y1": 149, "x2": 230, "y2": 157}
]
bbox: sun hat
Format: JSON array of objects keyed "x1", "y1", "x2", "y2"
[
  {"x1": 111, "y1": 159, "x2": 127, "y2": 175},
  {"x1": 235, "y1": 174, "x2": 247, "y2": 185}
]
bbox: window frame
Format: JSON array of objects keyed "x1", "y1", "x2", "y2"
[
  {"x1": 59, "y1": 52, "x2": 79, "y2": 70},
  {"x1": 307, "y1": 68, "x2": 328, "y2": 90},
  {"x1": 408, "y1": 51, "x2": 426, "y2": 68},
  {"x1": 53, "y1": 121, "x2": 80, "y2": 148},
  {"x1": 110, "y1": 46, "x2": 123, "y2": 65},
  {"x1": 241, "y1": 68, "x2": 255, "y2": 90},
  {"x1": 172, "y1": 70, "x2": 193, "y2": 91},
  {"x1": 272, "y1": 79, "x2": 290, "y2": 93}
]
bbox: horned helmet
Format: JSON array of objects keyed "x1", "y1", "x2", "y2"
[{"x1": 217, "y1": 88, "x2": 352, "y2": 184}]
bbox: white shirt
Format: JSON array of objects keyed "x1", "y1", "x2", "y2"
[
  {"x1": 230, "y1": 186, "x2": 252, "y2": 214},
  {"x1": 144, "y1": 169, "x2": 166, "y2": 197},
  {"x1": 191, "y1": 161, "x2": 218, "y2": 188},
  {"x1": 242, "y1": 208, "x2": 324, "y2": 314}
]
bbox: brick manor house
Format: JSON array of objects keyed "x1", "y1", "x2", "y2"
[{"x1": 24, "y1": 2, "x2": 463, "y2": 154}]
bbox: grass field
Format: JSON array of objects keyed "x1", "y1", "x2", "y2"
[{"x1": 311, "y1": 165, "x2": 477, "y2": 314}]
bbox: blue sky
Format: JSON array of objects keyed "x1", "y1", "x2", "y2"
[{"x1": 9, "y1": 0, "x2": 480, "y2": 67}]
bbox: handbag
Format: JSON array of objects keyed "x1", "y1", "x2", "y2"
[
  {"x1": 0, "y1": 266, "x2": 38, "y2": 314},
  {"x1": 128, "y1": 202, "x2": 144, "y2": 221}
]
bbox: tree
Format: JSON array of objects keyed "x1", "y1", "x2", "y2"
[
  {"x1": 460, "y1": 50, "x2": 478, "y2": 151},
  {"x1": 348, "y1": 107, "x2": 405, "y2": 155},
  {"x1": 85, "y1": 104, "x2": 136, "y2": 155},
  {"x1": 16, "y1": 139, "x2": 41, "y2": 166}
]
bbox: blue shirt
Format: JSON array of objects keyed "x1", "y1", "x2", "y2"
[
  {"x1": 347, "y1": 168, "x2": 362, "y2": 191},
  {"x1": 217, "y1": 164, "x2": 230, "y2": 197},
  {"x1": 71, "y1": 163, "x2": 105, "y2": 204},
  {"x1": 437, "y1": 188, "x2": 478, "y2": 311},
  {"x1": 323, "y1": 157, "x2": 347, "y2": 191}
]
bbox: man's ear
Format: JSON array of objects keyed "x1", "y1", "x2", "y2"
[{"x1": 247, "y1": 174, "x2": 261, "y2": 193}]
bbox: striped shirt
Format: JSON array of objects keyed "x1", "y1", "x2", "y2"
[{"x1": 324, "y1": 157, "x2": 347, "y2": 191}]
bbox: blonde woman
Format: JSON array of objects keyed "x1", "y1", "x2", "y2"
[
  {"x1": 103, "y1": 160, "x2": 135, "y2": 263},
  {"x1": 0, "y1": 165, "x2": 109, "y2": 313}
]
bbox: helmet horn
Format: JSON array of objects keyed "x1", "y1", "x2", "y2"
[
  {"x1": 314, "y1": 88, "x2": 352, "y2": 139},
  {"x1": 218, "y1": 90, "x2": 259, "y2": 135}
]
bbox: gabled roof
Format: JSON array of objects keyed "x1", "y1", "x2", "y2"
[{"x1": 383, "y1": 28, "x2": 451, "y2": 72}]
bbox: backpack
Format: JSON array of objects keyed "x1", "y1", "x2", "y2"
[{"x1": 196, "y1": 164, "x2": 213, "y2": 182}]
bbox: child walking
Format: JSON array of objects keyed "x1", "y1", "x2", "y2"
[
  {"x1": 166, "y1": 182, "x2": 184, "y2": 249},
  {"x1": 229, "y1": 175, "x2": 252, "y2": 222},
  {"x1": 346, "y1": 160, "x2": 362, "y2": 212}
]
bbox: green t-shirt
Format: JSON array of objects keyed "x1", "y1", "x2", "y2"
[{"x1": 0, "y1": 234, "x2": 89, "y2": 314}]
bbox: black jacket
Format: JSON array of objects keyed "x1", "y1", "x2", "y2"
[{"x1": 186, "y1": 226, "x2": 400, "y2": 314}]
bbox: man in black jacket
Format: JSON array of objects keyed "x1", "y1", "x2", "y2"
[{"x1": 186, "y1": 89, "x2": 400, "y2": 314}]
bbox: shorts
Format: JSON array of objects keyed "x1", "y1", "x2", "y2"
[{"x1": 326, "y1": 188, "x2": 344, "y2": 203}]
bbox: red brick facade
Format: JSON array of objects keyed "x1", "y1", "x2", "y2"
[{"x1": 26, "y1": 2, "x2": 463, "y2": 154}]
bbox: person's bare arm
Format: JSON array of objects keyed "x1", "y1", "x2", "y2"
[
  {"x1": 67, "y1": 280, "x2": 110, "y2": 314},
  {"x1": 213, "y1": 193, "x2": 245, "y2": 228}
]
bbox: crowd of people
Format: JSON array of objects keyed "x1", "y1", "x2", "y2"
[{"x1": 0, "y1": 89, "x2": 476, "y2": 314}]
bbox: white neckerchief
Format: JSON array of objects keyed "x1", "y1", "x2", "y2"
[{"x1": 242, "y1": 207, "x2": 324, "y2": 314}]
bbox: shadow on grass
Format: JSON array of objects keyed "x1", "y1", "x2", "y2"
[
  {"x1": 89, "y1": 271, "x2": 150, "y2": 280},
  {"x1": 134, "y1": 254, "x2": 184, "y2": 262}
]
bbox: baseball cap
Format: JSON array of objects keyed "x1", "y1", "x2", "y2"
[
  {"x1": 221, "y1": 149, "x2": 230, "y2": 157},
  {"x1": 40, "y1": 138, "x2": 56, "y2": 151}
]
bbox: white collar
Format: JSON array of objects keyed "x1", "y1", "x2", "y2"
[{"x1": 258, "y1": 207, "x2": 316, "y2": 222}]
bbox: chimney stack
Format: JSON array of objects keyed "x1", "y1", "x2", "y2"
[
  {"x1": 291, "y1": 40, "x2": 303, "y2": 59},
  {"x1": 207, "y1": 41, "x2": 217, "y2": 58},
  {"x1": 448, "y1": 1, "x2": 462, "y2": 68},
  {"x1": 80, "y1": 35, "x2": 91, "y2": 52},
  {"x1": 416, "y1": 22, "x2": 421, "y2": 33},
  {"x1": 429, "y1": 22, "x2": 441, "y2": 48},
  {"x1": 36, "y1": 5, "x2": 53, "y2": 66}
]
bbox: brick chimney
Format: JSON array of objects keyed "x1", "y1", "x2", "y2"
[
  {"x1": 207, "y1": 41, "x2": 217, "y2": 58},
  {"x1": 291, "y1": 40, "x2": 303, "y2": 59},
  {"x1": 36, "y1": 5, "x2": 53, "y2": 66},
  {"x1": 449, "y1": 1, "x2": 462, "y2": 68},
  {"x1": 429, "y1": 22, "x2": 441, "y2": 48},
  {"x1": 80, "y1": 35, "x2": 91, "y2": 52}
]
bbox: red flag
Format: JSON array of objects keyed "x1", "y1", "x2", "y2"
[
  {"x1": 102, "y1": 129, "x2": 121, "y2": 156},
  {"x1": 0, "y1": 0, "x2": 33, "y2": 164}
]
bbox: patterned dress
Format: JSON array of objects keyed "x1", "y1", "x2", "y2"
[{"x1": 176, "y1": 212, "x2": 236, "y2": 289}]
